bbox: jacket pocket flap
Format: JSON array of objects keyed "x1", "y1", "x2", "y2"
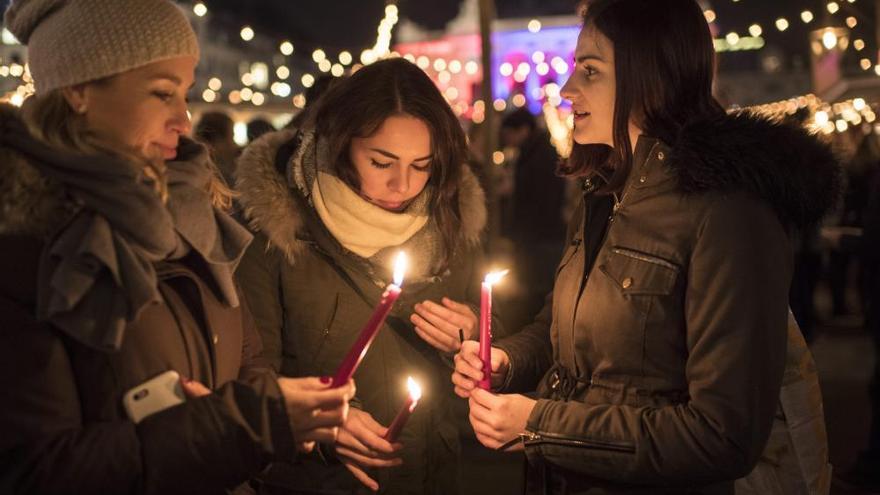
[{"x1": 599, "y1": 247, "x2": 679, "y2": 295}]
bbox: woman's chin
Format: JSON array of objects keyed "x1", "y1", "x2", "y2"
[{"x1": 572, "y1": 132, "x2": 610, "y2": 147}]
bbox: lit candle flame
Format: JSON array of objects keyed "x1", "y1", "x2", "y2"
[
  {"x1": 393, "y1": 252, "x2": 408, "y2": 286},
  {"x1": 483, "y1": 269, "x2": 509, "y2": 286},
  {"x1": 406, "y1": 376, "x2": 422, "y2": 402}
]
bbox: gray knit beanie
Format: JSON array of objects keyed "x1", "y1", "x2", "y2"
[{"x1": 4, "y1": 0, "x2": 200, "y2": 93}]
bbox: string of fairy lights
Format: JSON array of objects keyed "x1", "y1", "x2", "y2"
[
  {"x1": 2, "y1": 0, "x2": 880, "y2": 148},
  {"x1": 750, "y1": 93, "x2": 879, "y2": 136},
  {"x1": 704, "y1": 0, "x2": 880, "y2": 73},
  {"x1": 190, "y1": 1, "x2": 401, "y2": 109}
]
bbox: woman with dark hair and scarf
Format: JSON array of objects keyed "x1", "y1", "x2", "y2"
[
  {"x1": 0, "y1": 1, "x2": 352, "y2": 493},
  {"x1": 450, "y1": 0, "x2": 839, "y2": 493},
  {"x1": 235, "y1": 58, "x2": 496, "y2": 494}
]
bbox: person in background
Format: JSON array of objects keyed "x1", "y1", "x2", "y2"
[
  {"x1": 499, "y1": 108, "x2": 567, "y2": 327},
  {"x1": 194, "y1": 110, "x2": 240, "y2": 185},
  {"x1": 832, "y1": 141, "x2": 880, "y2": 491},
  {"x1": 451, "y1": 0, "x2": 838, "y2": 493},
  {"x1": 0, "y1": 1, "x2": 352, "y2": 493},
  {"x1": 285, "y1": 74, "x2": 340, "y2": 130},
  {"x1": 247, "y1": 117, "x2": 275, "y2": 144},
  {"x1": 235, "y1": 58, "x2": 498, "y2": 494}
]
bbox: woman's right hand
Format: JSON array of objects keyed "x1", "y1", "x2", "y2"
[
  {"x1": 452, "y1": 341, "x2": 510, "y2": 398},
  {"x1": 335, "y1": 408, "x2": 403, "y2": 491},
  {"x1": 277, "y1": 377, "x2": 354, "y2": 452}
]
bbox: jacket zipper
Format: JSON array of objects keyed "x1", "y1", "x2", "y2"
[
  {"x1": 522, "y1": 431, "x2": 636, "y2": 454},
  {"x1": 572, "y1": 142, "x2": 662, "y2": 384}
]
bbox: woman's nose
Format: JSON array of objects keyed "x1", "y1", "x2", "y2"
[
  {"x1": 388, "y1": 166, "x2": 410, "y2": 194},
  {"x1": 169, "y1": 99, "x2": 192, "y2": 135},
  {"x1": 560, "y1": 76, "x2": 576, "y2": 102}
]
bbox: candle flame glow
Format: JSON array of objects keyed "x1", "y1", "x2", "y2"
[
  {"x1": 406, "y1": 376, "x2": 422, "y2": 401},
  {"x1": 393, "y1": 252, "x2": 408, "y2": 286},
  {"x1": 483, "y1": 269, "x2": 510, "y2": 286}
]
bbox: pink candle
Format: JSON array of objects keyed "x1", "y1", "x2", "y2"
[
  {"x1": 478, "y1": 270, "x2": 508, "y2": 390},
  {"x1": 383, "y1": 377, "x2": 422, "y2": 442},
  {"x1": 332, "y1": 253, "x2": 407, "y2": 388}
]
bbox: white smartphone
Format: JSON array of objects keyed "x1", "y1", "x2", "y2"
[{"x1": 122, "y1": 370, "x2": 186, "y2": 424}]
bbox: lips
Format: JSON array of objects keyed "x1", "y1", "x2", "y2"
[
  {"x1": 375, "y1": 199, "x2": 405, "y2": 211},
  {"x1": 154, "y1": 143, "x2": 178, "y2": 160},
  {"x1": 572, "y1": 110, "x2": 591, "y2": 121}
]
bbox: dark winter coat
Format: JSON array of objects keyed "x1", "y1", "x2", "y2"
[
  {"x1": 235, "y1": 130, "x2": 493, "y2": 494},
  {"x1": 494, "y1": 111, "x2": 840, "y2": 495},
  {"x1": 0, "y1": 109, "x2": 295, "y2": 495}
]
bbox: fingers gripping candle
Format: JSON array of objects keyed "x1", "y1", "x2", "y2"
[{"x1": 383, "y1": 376, "x2": 422, "y2": 442}]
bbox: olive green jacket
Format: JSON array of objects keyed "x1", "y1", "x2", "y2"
[
  {"x1": 495, "y1": 112, "x2": 840, "y2": 494},
  {"x1": 235, "y1": 130, "x2": 493, "y2": 494}
]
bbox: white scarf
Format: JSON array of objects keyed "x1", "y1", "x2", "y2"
[{"x1": 311, "y1": 171, "x2": 428, "y2": 258}]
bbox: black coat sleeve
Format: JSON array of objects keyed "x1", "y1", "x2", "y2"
[{"x1": 235, "y1": 233, "x2": 286, "y2": 373}]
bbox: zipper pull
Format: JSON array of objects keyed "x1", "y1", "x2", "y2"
[{"x1": 521, "y1": 431, "x2": 542, "y2": 444}]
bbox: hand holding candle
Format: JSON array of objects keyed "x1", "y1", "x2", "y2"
[
  {"x1": 383, "y1": 376, "x2": 422, "y2": 442},
  {"x1": 332, "y1": 252, "x2": 407, "y2": 388},
  {"x1": 452, "y1": 341, "x2": 512, "y2": 398},
  {"x1": 479, "y1": 270, "x2": 508, "y2": 390}
]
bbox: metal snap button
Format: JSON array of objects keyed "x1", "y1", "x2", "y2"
[
  {"x1": 622, "y1": 277, "x2": 633, "y2": 289},
  {"x1": 212, "y1": 334, "x2": 219, "y2": 345},
  {"x1": 639, "y1": 175, "x2": 647, "y2": 183},
  {"x1": 657, "y1": 151, "x2": 665, "y2": 161}
]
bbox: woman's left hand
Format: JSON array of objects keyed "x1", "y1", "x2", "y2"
[
  {"x1": 410, "y1": 297, "x2": 478, "y2": 353},
  {"x1": 468, "y1": 388, "x2": 537, "y2": 452}
]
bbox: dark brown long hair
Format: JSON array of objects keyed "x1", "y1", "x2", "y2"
[
  {"x1": 307, "y1": 58, "x2": 468, "y2": 267},
  {"x1": 561, "y1": 0, "x2": 725, "y2": 192}
]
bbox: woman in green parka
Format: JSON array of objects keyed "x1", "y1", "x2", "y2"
[{"x1": 235, "y1": 58, "x2": 496, "y2": 494}]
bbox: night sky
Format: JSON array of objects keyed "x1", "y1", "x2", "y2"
[
  {"x1": 201, "y1": 0, "x2": 878, "y2": 66},
  {"x1": 2, "y1": 0, "x2": 876, "y2": 70}
]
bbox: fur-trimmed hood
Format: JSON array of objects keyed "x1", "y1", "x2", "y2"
[
  {"x1": 666, "y1": 110, "x2": 841, "y2": 230},
  {"x1": 235, "y1": 129, "x2": 487, "y2": 261},
  {"x1": 0, "y1": 106, "x2": 75, "y2": 238}
]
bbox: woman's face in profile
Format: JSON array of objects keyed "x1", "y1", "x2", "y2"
[
  {"x1": 63, "y1": 56, "x2": 196, "y2": 162},
  {"x1": 349, "y1": 114, "x2": 433, "y2": 212},
  {"x1": 561, "y1": 25, "x2": 617, "y2": 146}
]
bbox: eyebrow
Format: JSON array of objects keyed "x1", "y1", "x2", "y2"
[
  {"x1": 150, "y1": 73, "x2": 183, "y2": 84},
  {"x1": 150, "y1": 73, "x2": 196, "y2": 91},
  {"x1": 370, "y1": 148, "x2": 433, "y2": 162},
  {"x1": 575, "y1": 54, "x2": 606, "y2": 64}
]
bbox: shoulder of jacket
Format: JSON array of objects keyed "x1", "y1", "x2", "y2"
[
  {"x1": 0, "y1": 143, "x2": 76, "y2": 238},
  {"x1": 235, "y1": 129, "x2": 308, "y2": 263}
]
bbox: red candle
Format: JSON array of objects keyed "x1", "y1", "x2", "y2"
[
  {"x1": 478, "y1": 270, "x2": 508, "y2": 390},
  {"x1": 332, "y1": 252, "x2": 407, "y2": 388},
  {"x1": 384, "y1": 377, "x2": 422, "y2": 442}
]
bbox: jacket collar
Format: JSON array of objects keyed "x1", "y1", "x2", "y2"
[
  {"x1": 236, "y1": 129, "x2": 487, "y2": 262},
  {"x1": 627, "y1": 111, "x2": 841, "y2": 230}
]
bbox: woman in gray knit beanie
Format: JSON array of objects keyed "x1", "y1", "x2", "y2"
[{"x1": 0, "y1": 1, "x2": 353, "y2": 493}]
